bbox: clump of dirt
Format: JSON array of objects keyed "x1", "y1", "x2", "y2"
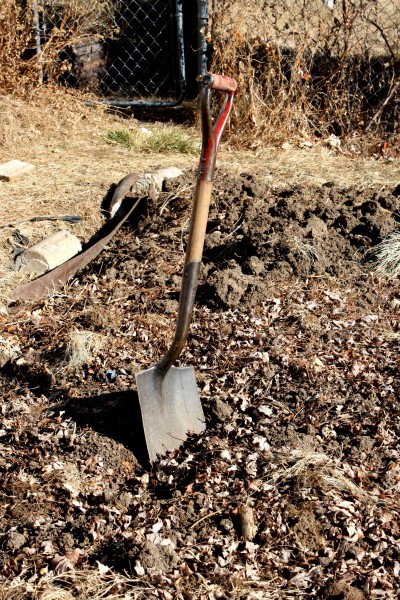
[
  {"x1": 324, "y1": 580, "x2": 366, "y2": 600},
  {"x1": 286, "y1": 503, "x2": 326, "y2": 553},
  {"x1": 1, "y1": 170, "x2": 400, "y2": 598}
]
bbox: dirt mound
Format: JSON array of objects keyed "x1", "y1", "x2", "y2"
[
  {"x1": 130, "y1": 170, "x2": 399, "y2": 310},
  {"x1": 201, "y1": 173, "x2": 399, "y2": 308}
]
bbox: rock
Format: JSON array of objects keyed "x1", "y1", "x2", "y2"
[
  {"x1": 210, "y1": 398, "x2": 233, "y2": 422},
  {"x1": 15, "y1": 230, "x2": 82, "y2": 276},
  {"x1": 0, "y1": 160, "x2": 34, "y2": 181}
]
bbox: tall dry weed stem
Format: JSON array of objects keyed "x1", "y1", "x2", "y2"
[{"x1": 0, "y1": 1, "x2": 35, "y2": 93}]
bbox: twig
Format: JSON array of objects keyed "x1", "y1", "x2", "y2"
[
  {"x1": 189, "y1": 509, "x2": 223, "y2": 529},
  {"x1": 0, "y1": 215, "x2": 82, "y2": 229},
  {"x1": 364, "y1": 78, "x2": 400, "y2": 133},
  {"x1": 367, "y1": 18, "x2": 396, "y2": 61}
]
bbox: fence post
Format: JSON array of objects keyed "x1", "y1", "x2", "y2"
[{"x1": 197, "y1": 0, "x2": 209, "y2": 78}]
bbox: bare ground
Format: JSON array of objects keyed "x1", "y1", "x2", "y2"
[{"x1": 1, "y1": 90, "x2": 400, "y2": 599}]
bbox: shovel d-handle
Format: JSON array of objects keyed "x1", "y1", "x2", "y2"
[
  {"x1": 208, "y1": 73, "x2": 237, "y2": 93},
  {"x1": 156, "y1": 74, "x2": 237, "y2": 374}
]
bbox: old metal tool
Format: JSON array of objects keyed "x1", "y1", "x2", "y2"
[{"x1": 135, "y1": 72, "x2": 237, "y2": 462}]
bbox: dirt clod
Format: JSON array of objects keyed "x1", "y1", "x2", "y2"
[
  {"x1": 137, "y1": 542, "x2": 179, "y2": 574},
  {"x1": 209, "y1": 398, "x2": 234, "y2": 422},
  {"x1": 325, "y1": 581, "x2": 366, "y2": 600}
]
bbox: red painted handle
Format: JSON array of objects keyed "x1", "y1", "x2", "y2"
[{"x1": 208, "y1": 73, "x2": 237, "y2": 93}]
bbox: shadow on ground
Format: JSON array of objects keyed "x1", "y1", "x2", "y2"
[{"x1": 64, "y1": 390, "x2": 150, "y2": 467}]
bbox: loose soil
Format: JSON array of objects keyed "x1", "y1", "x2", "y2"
[{"x1": 1, "y1": 166, "x2": 400, "y2": 599}]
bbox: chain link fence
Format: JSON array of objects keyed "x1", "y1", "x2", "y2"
[
  {"x1": 34, "y1": 0, "x2": 187, "y2": 106},
  {"x1": 31, "y1": 0, "x2": 399, "y2": 134},
  {"x1": 210, "y1": 0, "x2": 400, "y2": 137}
]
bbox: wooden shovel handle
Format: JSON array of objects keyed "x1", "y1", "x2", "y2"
[
  {"x1": 156, "y1": 180, "x2": 212, "y2": 373},
  {"x1": 156, "y1": 75, "x2": 237, "y2": 373},
  {"x1": 185, "y1": 180, "x2": 213, "y2": 263}
]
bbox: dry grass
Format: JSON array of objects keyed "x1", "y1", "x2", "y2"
[
  {"x1": 0, "y1": 1, "x2": 35, "y2": 94},
  {"x1": 370, "y1": 229, "x2": 400, "y2": 277},
  {"x1": 271, "y1": 448, "x2": 371, "y2": 502},
  {"x1": 0, "y1": 0, "x2": 118, "y2": 95},
  {"x1": 65, "y1": 330, "x2": 104, "y2": 367},
  {"x1": 217, "y1": 143, "x2": 400, "y2": 188},
  {"x1": 0, "y1": 569, "x2": 154, "y2": 600}
]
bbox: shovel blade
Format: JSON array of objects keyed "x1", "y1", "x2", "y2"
[{"x1": 135, "y1": 365, "x2": 205, "y2": 463}]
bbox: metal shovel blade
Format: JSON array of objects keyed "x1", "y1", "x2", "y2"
[{"x1": 135, "y1": 365, "x2": 206, "y2": 463}]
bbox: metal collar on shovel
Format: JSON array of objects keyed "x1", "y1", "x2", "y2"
[{"x1": 136, "y1": 73, "x2": 237, "y2": 463}]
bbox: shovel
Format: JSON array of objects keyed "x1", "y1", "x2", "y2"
[{"x1": 135, "y1": 73, "x2": 237, "y2": 463}]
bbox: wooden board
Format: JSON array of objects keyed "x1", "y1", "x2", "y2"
[{"x1": 0, "y1": 160, "x2": 35, "y2": 181}]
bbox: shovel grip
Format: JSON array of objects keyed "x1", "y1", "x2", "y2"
[{"x1": 207, "y1": 73, "x2": 238, "y2": 93}]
